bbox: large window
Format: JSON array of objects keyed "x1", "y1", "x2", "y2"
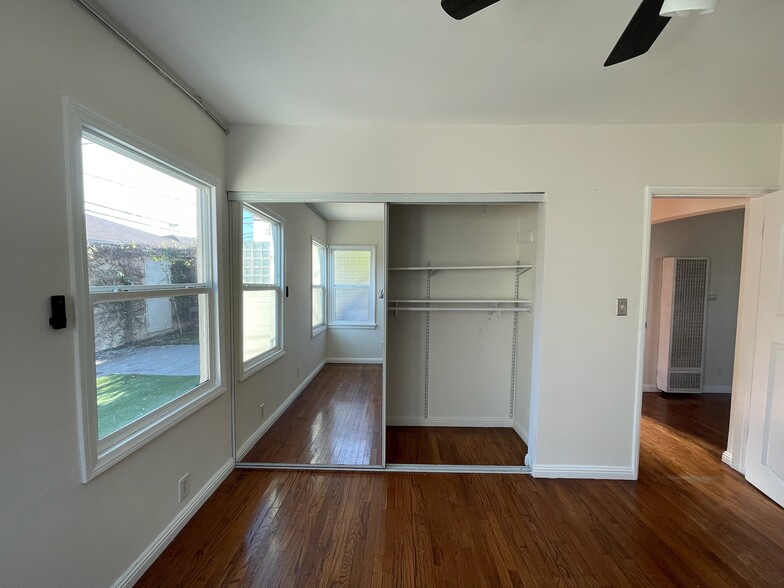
[
  {"x1": 68, "y1": 104, "x2": 221, "y2": 480},
  {"x1": 312, "y1": 239, "x2": 327, "y2": 335},
  {"x1": 240, "y1": 204, "x2": 284, "y2": 374},
  {"x1": 329, "y1": 246, "x2": 376, "y2": 327}
]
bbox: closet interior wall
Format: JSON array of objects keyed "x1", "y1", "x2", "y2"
[{"x1": 386, "y1": 204, "x2": 538, "y2": 437}]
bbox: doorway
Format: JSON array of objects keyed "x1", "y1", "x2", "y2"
[{"x1": 641, "y1": 198, "x2": 746, "y2": 471}]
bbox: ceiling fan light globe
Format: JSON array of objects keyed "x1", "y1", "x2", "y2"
[{"x1": 660, "y1": 0, "x2": 718, "y2": 17}]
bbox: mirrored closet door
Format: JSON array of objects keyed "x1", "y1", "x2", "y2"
[{"x1": 231, "y1": 199, "x2": 385, "y2": 467}]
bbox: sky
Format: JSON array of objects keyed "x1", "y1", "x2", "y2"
[{"x1": 81, "y1": 136, "x2": 200, "y2": 239}]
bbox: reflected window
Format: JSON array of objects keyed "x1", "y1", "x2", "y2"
[
  {"x1": 241, "y1": 205, "x2": 284, "y2": 370},
  {"x1": 329, "y1": 246, "x2": 375, "y2": 326}
]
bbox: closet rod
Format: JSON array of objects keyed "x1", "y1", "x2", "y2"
[
  {"x1": 390, "y1": 299, "x2": 530, "y2": 304},
  {"x1": 388, "y1": 307, "x2": 532, "y2": 313},
  {"x1": 389, "y1": 264, "x2": 532, "y2": 271}
]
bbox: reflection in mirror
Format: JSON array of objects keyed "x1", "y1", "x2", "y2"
[{"x1": 233, "y1": 201, "x2": 385, "y2": 467}]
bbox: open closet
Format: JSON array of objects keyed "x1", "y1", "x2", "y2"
[
  {"x1": 385, "y1": 204, "x2": 538, "y2": 467},
  {"x1": 229, "y1": 194, "x2": 543, "y2": 474}
]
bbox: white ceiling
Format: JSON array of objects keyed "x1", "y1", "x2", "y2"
[
  {"x1": 311, "y1": 203, "x2": 385, "y2": 221},
  {"x1": 92, "y1": 0, "x2": 784, "y2": 125}
]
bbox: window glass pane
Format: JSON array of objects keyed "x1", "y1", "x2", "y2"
[
  {"x1": 334, "y1": 288, "x2": 370, "y2": 322},
  {"x1": 242, "y1": 208, "x2": 276, "y2": 284},
  {"x1": 94, "y1": 294, "x2": 206, "y2": 439},
  {"x1": 243, "y1": 290, "x2": 277, "y2": 362},
  {"x1": 81, "y1": 136, "x2": 200, "y2": 287},
  {"x1": 312, "y1": 287, "x2": 324, "y2": 327},
  {"x1": 312, "y1": 242, "x2": 324, "y2": 286},
  {"x1": 333, "y1": 250, "x2": 371, "y2": 285}
]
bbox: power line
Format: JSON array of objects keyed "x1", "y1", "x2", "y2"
[{"x1": 82, "y1": 171, "x2": 199, "y2": 207}]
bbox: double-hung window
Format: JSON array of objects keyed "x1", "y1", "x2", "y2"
[
  {"x1": 240, "y1": 204, "x2": 284, "y2": 374},
  {"x1": 67, "y1": 104, "x2": 221, "y2": 480},
  {"x1": 329, "y1": 246, "x2": 376, "y2": 327},
  {"x1": 312, "y1": 239, "x2": 327, "y2": 335}
]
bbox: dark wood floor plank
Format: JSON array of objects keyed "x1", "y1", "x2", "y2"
[
  {"x1": 242, "y1": 363, "x2": 382, "y2": 465},
  {"x1": 137, "y1": 392, "x2": 784, "y2": 587},
  {"x1": 386, "y1": 426, "x2": 527, "y2": 466}
]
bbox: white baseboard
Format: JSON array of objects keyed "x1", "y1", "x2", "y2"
[
  {"x1": 721, "y1": 451, "x2": 733, "y2": 466},
  {"x1": 643, "y1": 385, "x2": 660, "y2": 393},
  {"x1": 111, "y1": 458, "x2": 234, "y2": 588},
  {"x1": 387, "y1": 417, "x2": 513, "y2": 427},
  {"x1": 236, "y1": 359, "x2": 327, "y2": 461},
  {"x1": 512, "y1": 420, "x2": 529, "y2": 444},
  {"x1": 325, "y1": 357, "x2": 383, "y2": 364},
  {"x1": 531, "y1": 464, "x2": 636, "y2": 480},
  {"x1": 703, "y1": 385, "x2": 733, "y2": 394}
]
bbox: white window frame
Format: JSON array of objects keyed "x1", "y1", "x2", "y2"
[
  {"x1": 236, "y1": 203, "x2": 285, "y2": 379},
  {"x1": 328, "y1": 245, "x2": 377, "y2": 328},
  {"x1": 64, "y1": 100, "x2": 223, "y2": 482},
  {"x1": 312, "y1": 238, "x2": 327, "y2": 336}
]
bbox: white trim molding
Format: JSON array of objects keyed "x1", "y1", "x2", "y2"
[
  {"x1": 722, "y1": 451, "x2": 733, "y2": 466},
  {"x1": 111, "y1": 459, "x2": 234, "y2": 588},
  {"x1": 228, "y1": 192, "x2": 547, "y2": 204},
  {"x1": 326, "y1": 357, "x2": 383, "y2": 364},
  {"x1": 643, "y1": 385, "x2": 661, "y2": 393},
  {"x1": 532, "y1": 464, "x2": 636, "y2": 480},
  {"x1": 387, "y1": 417, "x2": 513, "y2": 427},
  {"x1": 385, "y1": 464, "x2": 530, "y2": 474},
  {"x1": 236, "y1": 360, "x2": 326, "y2": 461},
  {"x1": 647, "y1": 186, "x2": 781, "y2": 197}
]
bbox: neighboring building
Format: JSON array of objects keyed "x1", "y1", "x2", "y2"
[{"x1": 86, "y1": 213, "x2": 197, "y2": 351}]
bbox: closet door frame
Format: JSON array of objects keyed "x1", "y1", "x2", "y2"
[{"x1": 228, "y1": 192, "x2": 546, "y2": 474}]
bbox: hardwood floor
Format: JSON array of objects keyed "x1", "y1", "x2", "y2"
[
  {"x1": 386, "y1": 426, "x2": 527, "y2": 466},
  {"x1": 642, "y1": 391, "x2": 731, "y2": 455},
  {"x1": 242, "y1": 363, "x2": 382, "y2": 466},
  {"x1": 137, "y1": 392, "x2": 784, "y2": 587}
]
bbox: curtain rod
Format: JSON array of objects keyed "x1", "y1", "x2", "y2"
[{"x1": 72, "y1": 0, "x2": 230, "y2": 135}]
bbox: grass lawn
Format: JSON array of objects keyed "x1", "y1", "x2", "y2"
[{"x1": 97, "y1": 374, "x2": 200, "y2": 438}]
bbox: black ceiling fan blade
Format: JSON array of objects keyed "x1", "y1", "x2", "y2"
[
  {"x1": 441, "y1": 0, "x2": 503, "y2": 20},
  {"x1": 604, "y1": 0, "x2": 671, "y2": 67}
]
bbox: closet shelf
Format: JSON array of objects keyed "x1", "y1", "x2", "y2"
[
  {"x1": 390, "y1": 299, "x2": 530, "y2": 304},
  {"x1": 389, "y1": 300, "x2": 532, "y2": 315},
  {"x1": 389, "y1": 264, "x2": 532, "y2": 273}
]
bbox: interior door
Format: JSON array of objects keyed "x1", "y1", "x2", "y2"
[{"x1": 745, "y1": 189, "x2": 784, "y2": 507}]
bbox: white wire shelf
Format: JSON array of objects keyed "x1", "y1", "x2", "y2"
[
  {"x1": 388, "y1": 300, "x2": 532, "y2": 314},
  {"x1": 389, "y1": 264, "x2": 532, "y2": 272},
  {"x1": 390, "y1": 299, "x2": 531, "y2": 304}
]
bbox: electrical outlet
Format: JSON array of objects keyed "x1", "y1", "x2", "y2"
[
  {"x1": 178, "y1": 473, "x2": 189, "y2": 503},
  {"x1": 616, "y1": 298, "x2": 628, "y2": 316},
  {"x1": 260, "y1": 403, "x2": 265, "y2": 420}
]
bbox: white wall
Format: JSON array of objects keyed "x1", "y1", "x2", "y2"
[
  {"x1": 325, "y1": 220, "x2": 384, "y2": 360},
  {"x1": 644, "y1": 209, "x2": 745, "y2": 392},
  {"x1": 234, "y1": 203, "x2": 327, "y2": 455},
  {"x1": 0, "y1": 1, "x2": 229, "y2": 586},
  {"x1": 228, "y1": 123, "x2": 783, "y2": 474}
]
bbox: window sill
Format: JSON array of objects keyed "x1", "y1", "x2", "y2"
[
  {"x1": 240, "y1": 349, "x2": 286, "y2": 381},
  {"x1": 328, "y1": 324, "x2": 378, "y2": 330},
  {"x1": 85, "y1": 382, "x2": 226, "y2": 482},
  {"x1": 312, "y1": 324, "x2": 327, "y2": 338}
]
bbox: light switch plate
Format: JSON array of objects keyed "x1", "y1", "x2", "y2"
[{"x1": 617, "y1": 298, "x2": 628, "y2": 316}]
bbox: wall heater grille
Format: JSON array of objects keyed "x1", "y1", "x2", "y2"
[{"x1": 656, "y1": 257, "x2": 709, "y2": 393}]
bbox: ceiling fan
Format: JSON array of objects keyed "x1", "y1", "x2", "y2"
[{"x1": 440, "y1": 0, "x2": 718, "y2": 66}]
